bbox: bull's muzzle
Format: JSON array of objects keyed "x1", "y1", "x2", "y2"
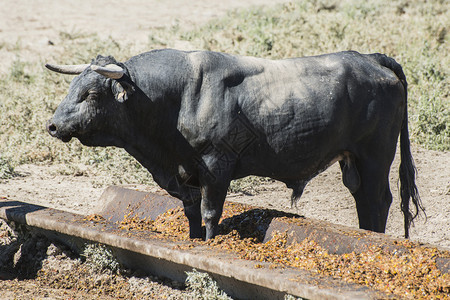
[{"x1": 46, "y1": 120, "x2": 72, "y2": 142}]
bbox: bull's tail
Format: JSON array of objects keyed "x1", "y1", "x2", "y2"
[
  {"x1": 398, "y1": 98, "x2": 425, "y2": 238},
  {"x1": 370, "y1": 53, "x2": 425, "y2": 238}
]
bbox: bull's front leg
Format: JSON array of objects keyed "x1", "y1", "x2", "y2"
[
  {"x1": 183, "y1": 200, "x2": 202, "y2": 239},
  {"x1": 196, "y1": 145, "x2": 235, "y2": 240},
  {"x1": 200, "y1": 184, "x2": 228, "y2": 240}
]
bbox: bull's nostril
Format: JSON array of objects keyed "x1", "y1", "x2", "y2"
[{"x1": 47, "y1": 123, "x2": 57, "y2": 135}]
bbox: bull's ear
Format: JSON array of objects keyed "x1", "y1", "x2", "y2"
[{"x1": 112, "y1": 80, "x2": 134, "y2": 103}]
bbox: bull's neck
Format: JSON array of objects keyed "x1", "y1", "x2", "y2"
[
  {"x1": 123, "y1": 135, "x2": 177, "y2": 189},
  {"x1": 122, "y1": 95, "x2": 193, "y2": 190},
  {"x1": 117, "y1": 63, "x2": 194, "y2": 190}
]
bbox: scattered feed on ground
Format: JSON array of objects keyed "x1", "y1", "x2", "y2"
[{"x1": 117, "y1": 203, "x2": 449, "y2": 299}]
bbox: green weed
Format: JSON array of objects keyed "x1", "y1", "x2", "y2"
[
  {"x1": 0, "y1": 157, "x2": 18, "y2": 180},
  {"x1": 81, "y1": 243, "x2": 120, "y2": 273},
  {"x1": 185, "y1": 269, "x2": 232, "y2": 300}
]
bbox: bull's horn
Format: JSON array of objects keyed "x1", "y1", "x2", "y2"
[
  {"x1": 90, "y1": 64, "x2": 124, "y2": 79},
  {"x1": 45, "y1": 63, "x2": 90, "y2": 75}
]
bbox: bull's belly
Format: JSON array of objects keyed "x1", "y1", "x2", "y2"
[{"x1": 232, "y1": 142, "x2": 343, "y2": 181}]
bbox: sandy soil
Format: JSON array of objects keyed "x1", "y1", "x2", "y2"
[{"x1": 0, "y1": 0, "x2": 449, "y2": 248}]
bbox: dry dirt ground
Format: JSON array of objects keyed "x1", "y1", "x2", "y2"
[
  {"x1": 2, "y1": 147, "x2": 449, "y2": 247},
  {"x1": 0, "y1": 0, "x2": 449, "y2": 298}
]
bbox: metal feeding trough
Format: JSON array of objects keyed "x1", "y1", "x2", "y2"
[{"x1": 0, "y1": 186, "x2": 448, "y2": 300}]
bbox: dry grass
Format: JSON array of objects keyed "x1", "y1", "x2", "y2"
[{"x1": 0, "y1": 0, "x2": 448, "y2": 188}]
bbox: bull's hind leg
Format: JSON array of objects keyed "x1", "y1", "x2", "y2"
[
  {"x1": 343, "y1": 153, "x2": 394, "y2": 233},
  {"x1": 339, "y1": 152, "x2": 361, "y2": 194}
]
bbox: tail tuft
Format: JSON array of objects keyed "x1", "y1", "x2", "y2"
[{"x1": 399, "y1": 110, "x2": 426, "y2": 238}]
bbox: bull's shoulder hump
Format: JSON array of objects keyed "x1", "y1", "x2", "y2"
[
  {"x1": 186, "y1": 50, "x2": 266, "y2": 63},
  {"x1": 186, "y1": 51, "x2": 268, "y2": 79},
  {"x1": 124, "y1": 49, "x2": 193, "y2": 81},
  {"x1": 125, "y1": 49, "x2": 192, "y2": 71}
]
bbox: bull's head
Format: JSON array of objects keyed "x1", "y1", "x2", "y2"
[{"x1": 46, "y1": 56, "x2": 134, "y2": 147}]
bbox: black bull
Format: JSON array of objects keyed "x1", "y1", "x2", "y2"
[{"x1": 46, "y1": 49, "x2": 424, "y2": 240}]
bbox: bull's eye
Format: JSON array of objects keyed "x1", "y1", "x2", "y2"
[
  {"x1": 80, "y1": 91, "x2": 98, "y2": 102},
  {"x1": 87, "y1": 91, "x2": 98, "y2": 99}
]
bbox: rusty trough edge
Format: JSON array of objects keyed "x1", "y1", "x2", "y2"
[{"x1": 0, "y1": 199, "x2": 388, "y2": 300}]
